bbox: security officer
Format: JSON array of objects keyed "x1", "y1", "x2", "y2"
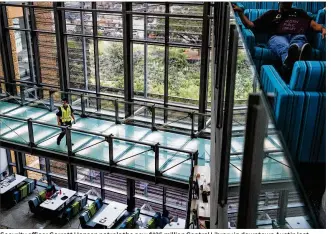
[{"x1": 56, "y1": 98, "x2": 76, "y2": 145}]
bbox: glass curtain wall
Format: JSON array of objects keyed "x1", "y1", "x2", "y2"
[{"x1": 1, "y1": 2, "x2": 213, "y2": 114}]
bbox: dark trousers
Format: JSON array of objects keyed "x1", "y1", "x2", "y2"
[{"x1": 57, "y1": 121, "x2": 72, "y2": 143}]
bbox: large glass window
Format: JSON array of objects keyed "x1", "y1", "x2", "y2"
[
  {"x1": 25, "y1": 154, "x2": 46, "y2": 171},
  {"x1": 7, "y1": 6, "x2": 34, "y2": 83},
  {"x1": 99, "y1": 40, "x2": 124, "y2": 94},
  {"x1": 38, "y1": 33, "x2": 60, "y2": 86},
  {"x1": 168, "y1": 47, "x2": 201, "y2": 105}
]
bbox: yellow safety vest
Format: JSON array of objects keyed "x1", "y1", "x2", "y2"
[{"x1": 60, "y1": 106, "x2": 72, "y2": 122}]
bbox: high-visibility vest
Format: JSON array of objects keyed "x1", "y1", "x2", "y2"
[{"x1": 60, "y1": 106, "x2": 72, "y2": 122}]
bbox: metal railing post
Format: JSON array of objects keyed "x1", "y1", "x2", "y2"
[
  {"x1": 107, "y1": 134, "x2": 114, "y2": 165},
  {"x1": 115, "y1": 99, "x2": 120, "y2": 124},
  {"x1": 80, "y1": 93, "x2": 86, "y2": 117},
  {"x1": 49, "y1": 90, "x2": 55, "y2": 111},
  {"x1": 237, "y1": 93, "x2": 268, "y2": 228},
  {"x1": 27, "y1": 118, "x2": 35, "y2": 147},
  {"x1": 191, "y1": 112, "x2": 195, "y2": 138},
  {"x1": 193, "y1": 151, "x2": 199, "y2": 166},
  {"x1": 151, "y1": 105, "x2": 156, "y2": 131},
  {"x1": 154, "y1": 143, "x2": 160, "y2": 182},
  {"x1": 20, "y1": 85, "x2": 25, "y2": 106},
  {"x1": 66, "y1": 127, "x2": 73, "y2": 156}
]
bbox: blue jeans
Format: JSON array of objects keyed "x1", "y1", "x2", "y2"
[{"x1": 267, "y1": 34, "x2": 308, "y2": 64}]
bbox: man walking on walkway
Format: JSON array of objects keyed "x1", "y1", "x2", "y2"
[{"x1": 56, "y1": 98, "x2": 76, "y2": 145}]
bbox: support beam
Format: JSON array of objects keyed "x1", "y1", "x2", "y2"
[{"x1": 122, "y1": 3, "x2": 134, "y2": 117}]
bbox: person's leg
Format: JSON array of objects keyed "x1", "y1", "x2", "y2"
[
  {"x1": 268, "y1": 35, "x2": 291, "y2": 63},
  {"x1": 57, "y1": 127, "x2": 66, "y2": 145}
]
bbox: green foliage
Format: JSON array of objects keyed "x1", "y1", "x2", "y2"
[{"x1": 68, "y1": 39, "x2": 254, "y2": 105}]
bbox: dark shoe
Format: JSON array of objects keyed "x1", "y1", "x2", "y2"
[
  {"x1": 299, "y1": 43, "x2": 312, "y2": 61},
  {"x1": 57, "y1": 139, "x2": 60, "y2": 145},
  {"x1": 284, "y1": 44, "x2": 300, "y2": 69}
]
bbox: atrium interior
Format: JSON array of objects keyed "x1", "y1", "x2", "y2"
[{"x1": 0, "y1": 1, "x2": 326, "y2": 230}]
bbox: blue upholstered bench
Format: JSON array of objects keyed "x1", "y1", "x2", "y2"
[{"x1": 260, "y1": 61, "x2": 325, "y2": 163}]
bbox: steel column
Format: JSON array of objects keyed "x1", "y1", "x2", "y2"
[
  {"x1": 54, "y1": 2, "x2": 70, "y2": 93},
  {"x1": 0, "y1": 5, "x2": 16, "y2": 95},
  {"x1": 67, "y1": 164, "x2": 77, "y2": 190},
  {"x1": 122, "y1": 2, "x2": 134, "y2": 117},
  {"x1": 162, "y1": 187, "x2": 167, "y2": 215},
  {"x1": 216, "y1": 3, "x2": 230, "y2": 128},
  {"x1": 15, "y1": 152, "x2": 25, "y2": 176},
  {"x1": 100, "y1": 171, "x2": 105, "y2": 200},
  {"x1": 92, "y1": 2, "x2": 101, "y2": 110},
  {"x1": 164, "y1": 3, "x2": 170, "y2": 123},
  {"x1": 237, "y1": 94, "x2": 268, "y2": 228},
  {"x1": 277, "y1": 190, "x2": 289, "y2": 227},
  {"x1": 218, "y1": 24, "x2": 238, "y2": 208},
  {"x1": 22, "y1": 4, "x2": 36, "y2": 85},
  {"x1": 198, "y1": 2, "x2": 211, "y2": 131},
  {"x1": 44, "y1": 158, "x2": 52, "y2": 185},
  {"x1": 127, "y1": 178, "x2": 135, "y2": 212}
]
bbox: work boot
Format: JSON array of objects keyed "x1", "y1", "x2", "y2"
[{"x1": 299, "y1": 43, "x2": 312, "y2": 61}]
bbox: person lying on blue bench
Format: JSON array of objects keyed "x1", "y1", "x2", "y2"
[{"x1": 233, "y1": 2, "x2": 326, "y2": 74}]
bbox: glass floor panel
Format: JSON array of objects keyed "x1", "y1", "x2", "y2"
[
  {"x1": 1, "y1": 123, "x2": 60, "y2": 145},
  {"x1": 182, "y1": 138, "x2": 210, "y2": 161},
  {"x1": 0, "y1": 117, "x2": 26, "y2": 136},
  {"x1": 231, "y1": 135, "x2": 282, "y2": 153},
  {"x1": 8, "y1": 106, "x2": 50, "y2": 120},
  {"x1": 228, "y1": 153, "x2": 292, "y2": 184},
  {"x1": 142, "y1": 130, "x2": 191, "y2": 148},
  {"x1": 117, "y1": 146, "x2": 191, "y2": 181},
  {"x1": 0, "y1": 101, "x2": 20, "y2": 114},
  {"x1": 73, "y1": 117, "x2": 115, "y2": 133},
  {"x1": 38, "y1": 130, "x2": 97, "y2": 154},
  {"x1": 103, "y1": 124, "x2": 151, "y2": 141},
  {"x1": 75, "y1": 140, "x2": 133, "y2": 163}
]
